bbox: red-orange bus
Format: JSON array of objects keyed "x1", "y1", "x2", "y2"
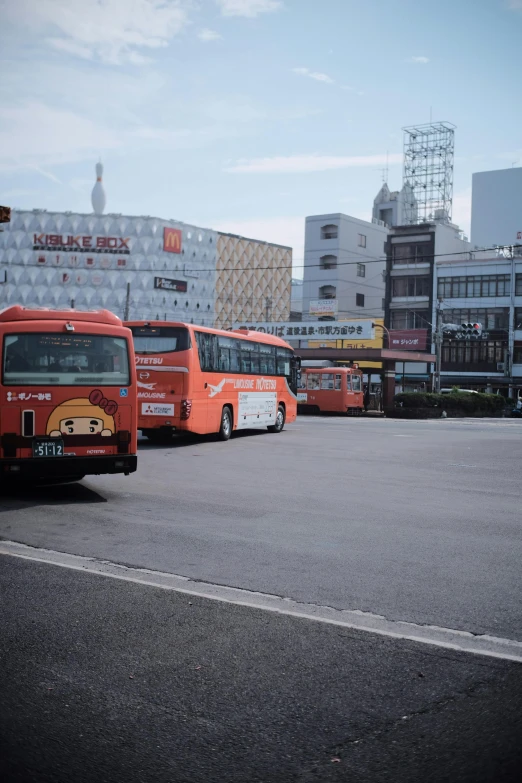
[
  {"x1": 1, "y1": 306, "x2": 137, "y2": 482},
  {"x1": 298, "y1": 366, "x2": 364, "y2": 415},
  {"x1": 125, "y1": 321, "x2": 300, "y2": 441}
]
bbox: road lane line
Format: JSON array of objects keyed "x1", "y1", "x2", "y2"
[{"x1": 1, "y1": 539, "x2": 522, "y2": 664}]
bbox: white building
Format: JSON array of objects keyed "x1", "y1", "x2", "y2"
[
  {"x1": 372, "y1": 182, "x2": 417, "y2": 228},
  {"x1": 435, "y1": 254, "x2": 522, "y2": 394},
  {"x1": 0, "y1": 209, "x2": 218, "y2": 325},
  {"x1": 302, "y1": 213, "x2": 388, "y2": 322},
  {"x1": 470, "y1": 167, "x2": 522, "y2": 249}
]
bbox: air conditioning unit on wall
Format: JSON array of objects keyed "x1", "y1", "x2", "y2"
[{"x1": 497, "y1": 362, "x2": 505, "y2": 372}]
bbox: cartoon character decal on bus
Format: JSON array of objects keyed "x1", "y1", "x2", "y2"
[{"x1": 46, "y1": 390, "x2": 118, "y2": 438}]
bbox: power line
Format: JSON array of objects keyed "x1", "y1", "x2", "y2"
[{"x1": 0, "y1": 245, "x2": 515, "y2": 275}]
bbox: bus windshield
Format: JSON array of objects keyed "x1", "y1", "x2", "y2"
[
  {"x1": 130, "y1": 326, "x2": 191, "y2": 354},
  {"x1": 3, "y1": 333, "x2": 130, "y2": 386}
]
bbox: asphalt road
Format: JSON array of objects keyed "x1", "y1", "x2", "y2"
[
  {"x1": 1, "y1": 416, "x2": 522, "y2": 781},
  {"x1": 1, "y1": 417, "x2": 522, "y2": 639},
  {"x1": 1, "y1": 555, "x2": 522, "y2": 783}
]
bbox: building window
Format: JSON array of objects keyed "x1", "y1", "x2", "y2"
[
  {"x1": 514, "y1": 346, "x2": 522, "y2": 364},
  {"x1": 392, "y1": 243, "x2": 430, "y2": 265},
  {"x1": 441, "y1": 307, "x2": 509, "y2": 331},
  {"x1": 391, "y1": 276, "x2": 430, "y2": 298},
  {"x1": 358, "y1": 234, "x2": 367, "y2": 248},
  {"x1": 357, "y1": 263, "x2": 366, "y2": 277},
  {"x1": 515, "y1": 308, "x2": 522, "y2": 330},
  {"x1": 356, "y1": 293, "x2": 365, "y2": 307},
  {"x1": 516, "y1": 274, "x2": 522, "y2": 296},
  {"x1": 321, "y1": 224, "x2": 338, "y2": 240},
  {"x1": 320, "y1": 254, "x2": 337, "y2": 270},
  {"x1": 319, "y1": 284, "x2": 336, "y2": 299},
  {"x1": 437, "y1": 274, "x2": 511, "y2": 299},
  {"x1": 442, "y1": 340, "x2": 507, "y2": 369},
  {"x1": 389, "y1": 309, "x2": 429, "y2": 329}
]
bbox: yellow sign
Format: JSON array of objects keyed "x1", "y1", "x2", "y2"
[{"x1": 307, "y1": 319, "x2": 384, "y2": 369}]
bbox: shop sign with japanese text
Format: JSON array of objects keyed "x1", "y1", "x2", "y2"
[
  {"x1": 309, "y1": 299, "x2": 338, "y2": 316},
  {"x1": 234, "y1": 320, "x2": 375, "y2": 340},
  {"x1": 389, "y1": 329, "x2": 428, "y2": 350}
]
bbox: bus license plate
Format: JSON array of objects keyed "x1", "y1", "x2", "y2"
[{"x1": 33, "y1": 439, "x2": 64, "y2": 458}]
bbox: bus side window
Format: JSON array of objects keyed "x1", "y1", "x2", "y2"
[
  {"x1": 195, "y1": 331, "x2": 218, "y2": 371},
  {"x1": 321, "y1": 373, "x2": 334, "y2": 390},
  {"x1": 300, "y1": 374, "x2": 307, "y2": 389},
  {"x1": 308, "y1": 372, "x2": 320, "y2": 390},
  {"x1": 335, "y1": 374, "x2": 342, "y2": 390},
  {"x1": 230, "y1": 339, "x2": 241, "y2": 372},
  {"x1": 352, "y1": 374, "x2": 361, "y2": 392},
  {"x1": 259, "y1": 343, "x2": 275, "y2": 375}
]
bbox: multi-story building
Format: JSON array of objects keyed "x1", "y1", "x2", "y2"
[
  {"x1": 384, "y1": 220, "x2": 471, "y2": 391},
  {"x1": 471, "y1": 166, "x2": 522, "y2": 250},
  {"x1": 372, "y1": 182, "x2": 417, "y2": 228},
  {"x1": 436, "y1": 255, "x2": 522, "y2": 395},
  {"x1": 0, "y1": 210, "x2": 291, "y2": 328},
  {"x1": 214, "y1": 233, "x2": 291, "y2": 329},
  {"x1": 302, "y1": 212, "x2": 388, "y2": 322}
]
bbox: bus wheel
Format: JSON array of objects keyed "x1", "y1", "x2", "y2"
[
  {"x1": 268, "y1": 404, "x2": 285, "y2": 433},
  {"x1": 218, "y1": 406, "x2": 233, "y2": 441}
]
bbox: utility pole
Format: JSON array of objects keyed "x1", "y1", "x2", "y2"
[
  {"x1": 434, "y1": 299, "x2": 443, "y2": 393},
  {"x1": 123, "y1": 282, "x2": 131, "y2": 321}
]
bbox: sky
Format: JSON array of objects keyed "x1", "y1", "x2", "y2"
[{"x1": 1, "y1": 0, "x2": 521, "y2": 276}]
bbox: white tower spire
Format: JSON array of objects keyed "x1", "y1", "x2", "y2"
[{"x1": 91, "y1": 161, "x2": 106, "y2": 215}]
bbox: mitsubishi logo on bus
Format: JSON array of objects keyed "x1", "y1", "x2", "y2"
[{"x1": 163, "y1": 227, "x2": 182, "y2": 254}]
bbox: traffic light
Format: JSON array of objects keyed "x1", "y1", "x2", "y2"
[
  {"x1": 461, "y1": 322, "x2": 482, "y2": 338},
  {"x1": 0, "y1": 206, "x2": 11, "y2": 223}
]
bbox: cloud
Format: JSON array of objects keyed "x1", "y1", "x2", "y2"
[
  {"x1": 292, "y1": 67, "x2": 334, "y2": 84},
  {"x1": 0, "y1": 102, "x2": 122, "y2": 170},
  {"x1": 198, "y1": 28, "x2": 222, "y2": 41},
  {"x1": 215, "y1": 0, "x2": 282, "y2": 17},
  {"x1": 408, "y1": 56, "x2": 430, "y2": 64},
  {"x1": 225, "y1": 153, "x2": 403, "y2": 174},
  {"x1": 5, "y1": 0, "x2": 190, "y2": 64}
]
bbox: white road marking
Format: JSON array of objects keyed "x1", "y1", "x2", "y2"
[{"x1": 2, "y1": 540, "x2": 522, "y2": 664}]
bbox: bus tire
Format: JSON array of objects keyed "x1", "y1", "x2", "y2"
[
  {"x1": 268, "y1": 404, "x2": 285, "y2": 433},
  {"x1": 218, "y1": 406, "x2": 233, "y2": 441}
]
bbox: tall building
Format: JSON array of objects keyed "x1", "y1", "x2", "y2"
[
  {"x1": 214, "y1": 233, "x2": 291, "y2": 329},
  {"x1": 302, "y1": 213, "x2": 388, "y2": 322},
  {"x1": 383, "y1": 220, "x2": 471, "y2": 391},
  {"x1": 470, "y1": 167, "x2": 522, "y2": 249}
]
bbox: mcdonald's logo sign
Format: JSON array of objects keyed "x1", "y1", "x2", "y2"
[{"x1": 163, "y1": 227, "x2": 182, "y2": 254}]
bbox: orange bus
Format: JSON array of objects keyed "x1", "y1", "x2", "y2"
[
  {"x1": 297, "y1": 366, "x2": 364, "y2": 415},
  {"x1": 125, "y1": 321, "x2": 300, "y2": 441},
  {"x1": 1, "y1": 306, "x2": 137, "y2": 482}
]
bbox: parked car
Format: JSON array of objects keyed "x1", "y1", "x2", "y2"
[{"x1": 440, "y1": 388, "x2": 479, "y2": 395}]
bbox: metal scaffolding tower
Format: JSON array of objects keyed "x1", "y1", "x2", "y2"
[{"x1": 402, "y1": 122, "x2": 455, "y2": 225}]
